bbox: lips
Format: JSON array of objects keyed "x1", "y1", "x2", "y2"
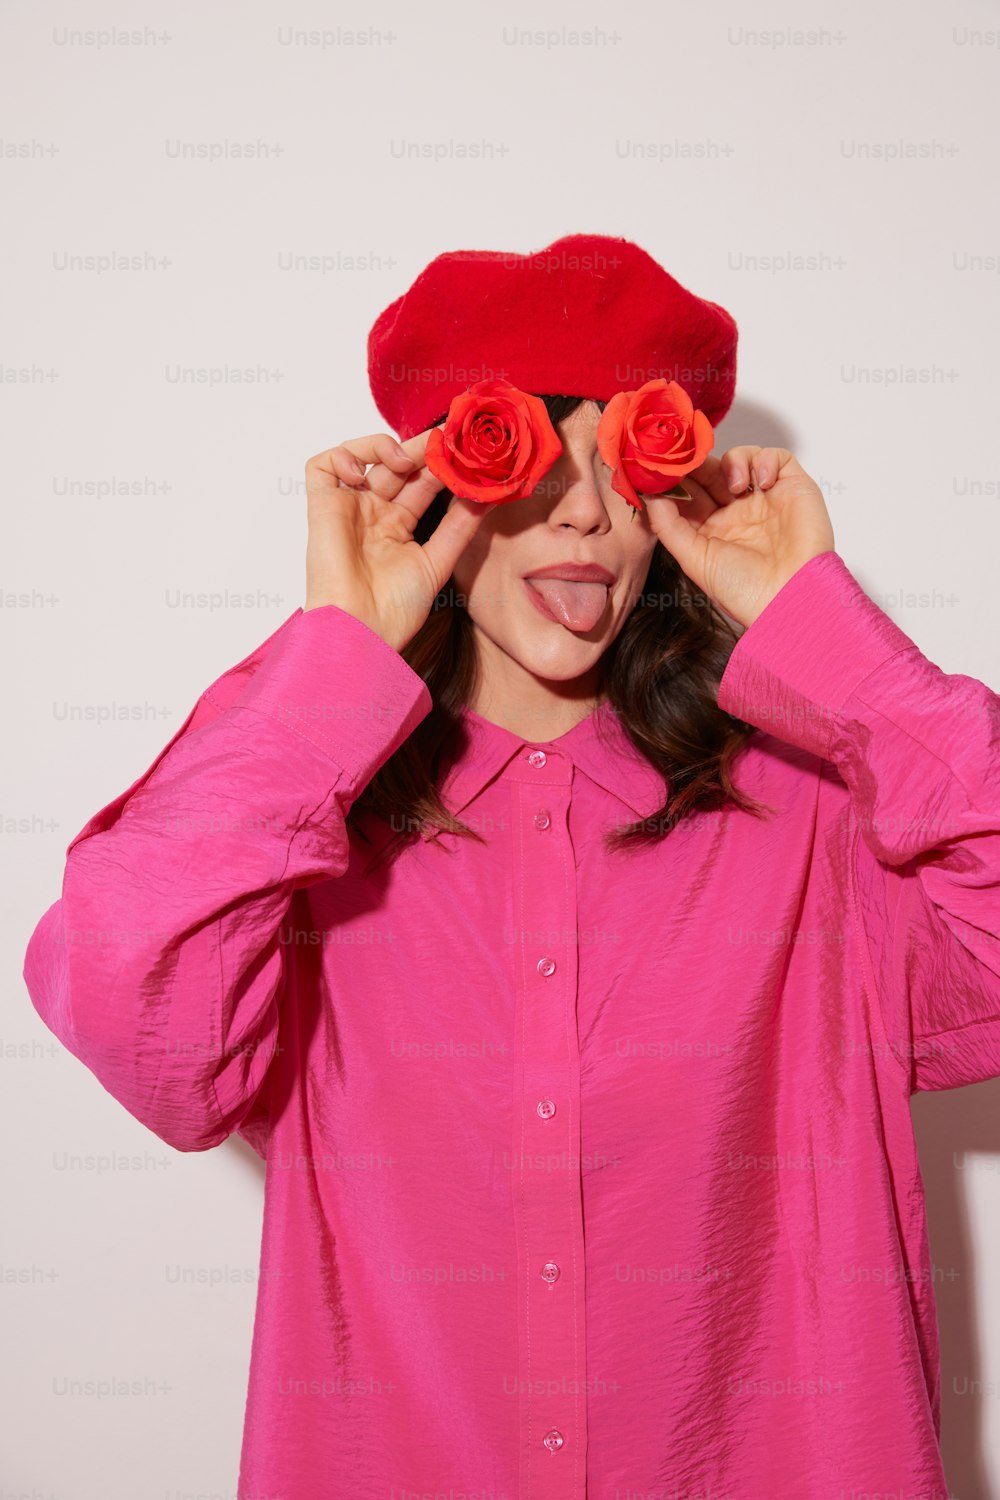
[{"x1": 523, "y1": 577, "x2": 611, "y2": 631}]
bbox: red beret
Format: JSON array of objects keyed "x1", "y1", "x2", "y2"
[{"x1": 367, "y1": 232, "x2": 738, "y2": 442}]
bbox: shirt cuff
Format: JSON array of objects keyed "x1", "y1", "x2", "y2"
[
  {"x1": 223, "y1": 603, "x2": 433, "y2": 789},
  {"x1": 716, "y1": 550, "x2": 919, "y2": 761}
]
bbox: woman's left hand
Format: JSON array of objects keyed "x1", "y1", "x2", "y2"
[{"x1": 644, "y1": 446, "x2": 836, "y2": 628}]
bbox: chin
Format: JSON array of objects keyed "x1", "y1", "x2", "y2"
[{"x1": 504, "y1": 631, "x2": 607, "y2": 681}]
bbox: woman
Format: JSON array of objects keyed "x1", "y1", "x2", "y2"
[{"x1": 24, "y1": 234, "x2": 1000, "y2": 1499}]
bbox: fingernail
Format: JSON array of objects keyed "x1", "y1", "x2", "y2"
[
  {"x1": 350, "y1": 458, "x2": 365, "y2": 477},
  {"x1": 393, "y1": 441, "x2": 413, "y2": 462},
  {"x1": 730, "y1": 470, "x2": 744, "y2": 492}
]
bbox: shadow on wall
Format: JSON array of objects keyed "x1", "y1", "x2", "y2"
[
  {"x1": 718, "y1": 396, "x2": 1000, "y2": 1494},
  {"x1": 913, "y1": 1078, "x2": 1000, "y2": 1499}
]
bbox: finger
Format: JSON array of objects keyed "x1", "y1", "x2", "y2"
[
  {"x1": 751, "y1": 447, "x2": 792, "y2": 489},
  {"x1": 306, "y1": 433, "x2": 418, "y2": 494},
  {"x1": 377, "y1": 461, "x2": 453, "y2": 532},
  {"x1": 723, "y1": 445, "x2": 797, "y2": 494},
  {"x1": 682, "y1": 448, "x2": 762, "y2": 505},
  {"x1": 664, "y1": 471, "x2": 724, "y2": 520},
  {"x1": 682, "y1": 455, "x2": 742, "y2": 508},
  {"x1": 363, "y1": 420, "x2": 478, "y2": 525},
  {"x1": 642, "y1": 493, "x2": 707, "y2": 582},
  {"x1": 365, "y1": 426, "x2": 458, "y2": 529},
  {"x1": 345, "y1": 432, "x2": 420, "y2": 478},
  {"x1": 420, "y1": 493, "x2": 500, "y2": 588},
  {"x1": 721, "y1": 446, "x2": 764, "y2": 496},
  {"x1": 353, "y1": 428, "x2": 440, "y2": 499}
]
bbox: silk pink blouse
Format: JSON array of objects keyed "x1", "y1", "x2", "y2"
[{"x1": 23, "y1": 549, "x2": 1000, "y2": 1498}]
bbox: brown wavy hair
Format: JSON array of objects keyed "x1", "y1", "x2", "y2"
[{"x1": 348, "y1": 393, "x2": 774, "y2": 866}]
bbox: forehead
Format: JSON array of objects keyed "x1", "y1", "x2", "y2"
[{"x1": 554, "y1": 403, "x2": 602, "y2": 443}]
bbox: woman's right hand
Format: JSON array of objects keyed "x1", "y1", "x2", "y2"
[{"x1": 302, "y1": 427, "x2": 496, "y2": 654}]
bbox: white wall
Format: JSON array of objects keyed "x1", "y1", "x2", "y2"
[{"x1": 5, "y1": 0, "x2": 999, "y2": 1493}]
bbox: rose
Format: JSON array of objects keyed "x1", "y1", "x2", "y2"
[
  {"x1": 596, "y1": 378, "x2": 714, "y2": 513},
  {"x1": 423, "y1": 378, "x2": 563, "y2": 504}
]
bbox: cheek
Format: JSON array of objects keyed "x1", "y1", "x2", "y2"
[
  {"x1": 618, "y1": 539, "x2": 659, "y2": 603},
  {"x1": 623, "y1": 529, "x2": 658, "y2": 574},
  {"x1": 450, "y1": 521, "x2": 502, "y2": 598}
]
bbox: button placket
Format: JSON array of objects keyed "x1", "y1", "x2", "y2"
[{"x1": 507, "y1": 748, "x2": 586, "y2": 1498}]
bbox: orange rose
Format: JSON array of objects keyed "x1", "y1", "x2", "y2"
[
  {"x1": 424, "y1": 379, "x2": 563, "y2": 504},
  {"x1": 596, "y1": 378, "x2": 714, "y2": 512}
]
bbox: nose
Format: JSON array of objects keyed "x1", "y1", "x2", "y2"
[{"x1": 545, "y1": 474, "x2": 613, "y2": 535}]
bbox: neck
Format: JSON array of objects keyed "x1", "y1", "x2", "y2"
[{"x1": 464, "y1": 627, "x2": 605, "y2": 743}]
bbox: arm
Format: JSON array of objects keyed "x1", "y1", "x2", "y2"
[
  {"x1": 22, "y1": 604, "x2": 432, "y2": 1150},
  {"x1": 716, "y1": 549, "x2": 1000, "y2": 1093}
]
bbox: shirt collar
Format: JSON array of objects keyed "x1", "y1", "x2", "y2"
[{"x1": 418, "y1": 699, "x2": 669, "y2": 842}]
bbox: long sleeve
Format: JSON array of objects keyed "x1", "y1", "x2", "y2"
[
  {"x1": 22, "y1": 604, "x2": 433, "y2": 1151},
  {"x1": 716, "y1": 548, "x2": 1000, "y2": 1093}
]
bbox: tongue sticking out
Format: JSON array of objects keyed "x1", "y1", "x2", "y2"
[{"x1": 528, "y1": 578, "x2": 609, "y2": 631}]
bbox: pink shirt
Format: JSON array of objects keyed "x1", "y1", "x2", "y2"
[{"x1": 23, "y1": 549, "x2": 1000, "y2": 1498}]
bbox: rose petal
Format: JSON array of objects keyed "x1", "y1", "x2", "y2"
[
  {"x1": 422, "y1": 378, "x2": 563, "y2": 504},
  {"x1": 603, "y1": 379, "x2": 714, "y2": 500}
]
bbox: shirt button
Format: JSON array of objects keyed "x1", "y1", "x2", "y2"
[
  {"x1": 541, "y1": 1261, "x2": 560, "y2": 1284},
  {"x1": 527, "y1": 749, "x2": 547, "y2": 768},
  {"x1": 542, "y1": 1429, "x2": 565, "y2": 1453},
  {"x1": 534, "y1": 809, "x2": 551, "y2": 831},
  {"x1": 537, "y1": 1098, "x2": 556, "y2": 1120},
  {"x1": 536, "y1": 956, "x2": 556, "y2": 977}
]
